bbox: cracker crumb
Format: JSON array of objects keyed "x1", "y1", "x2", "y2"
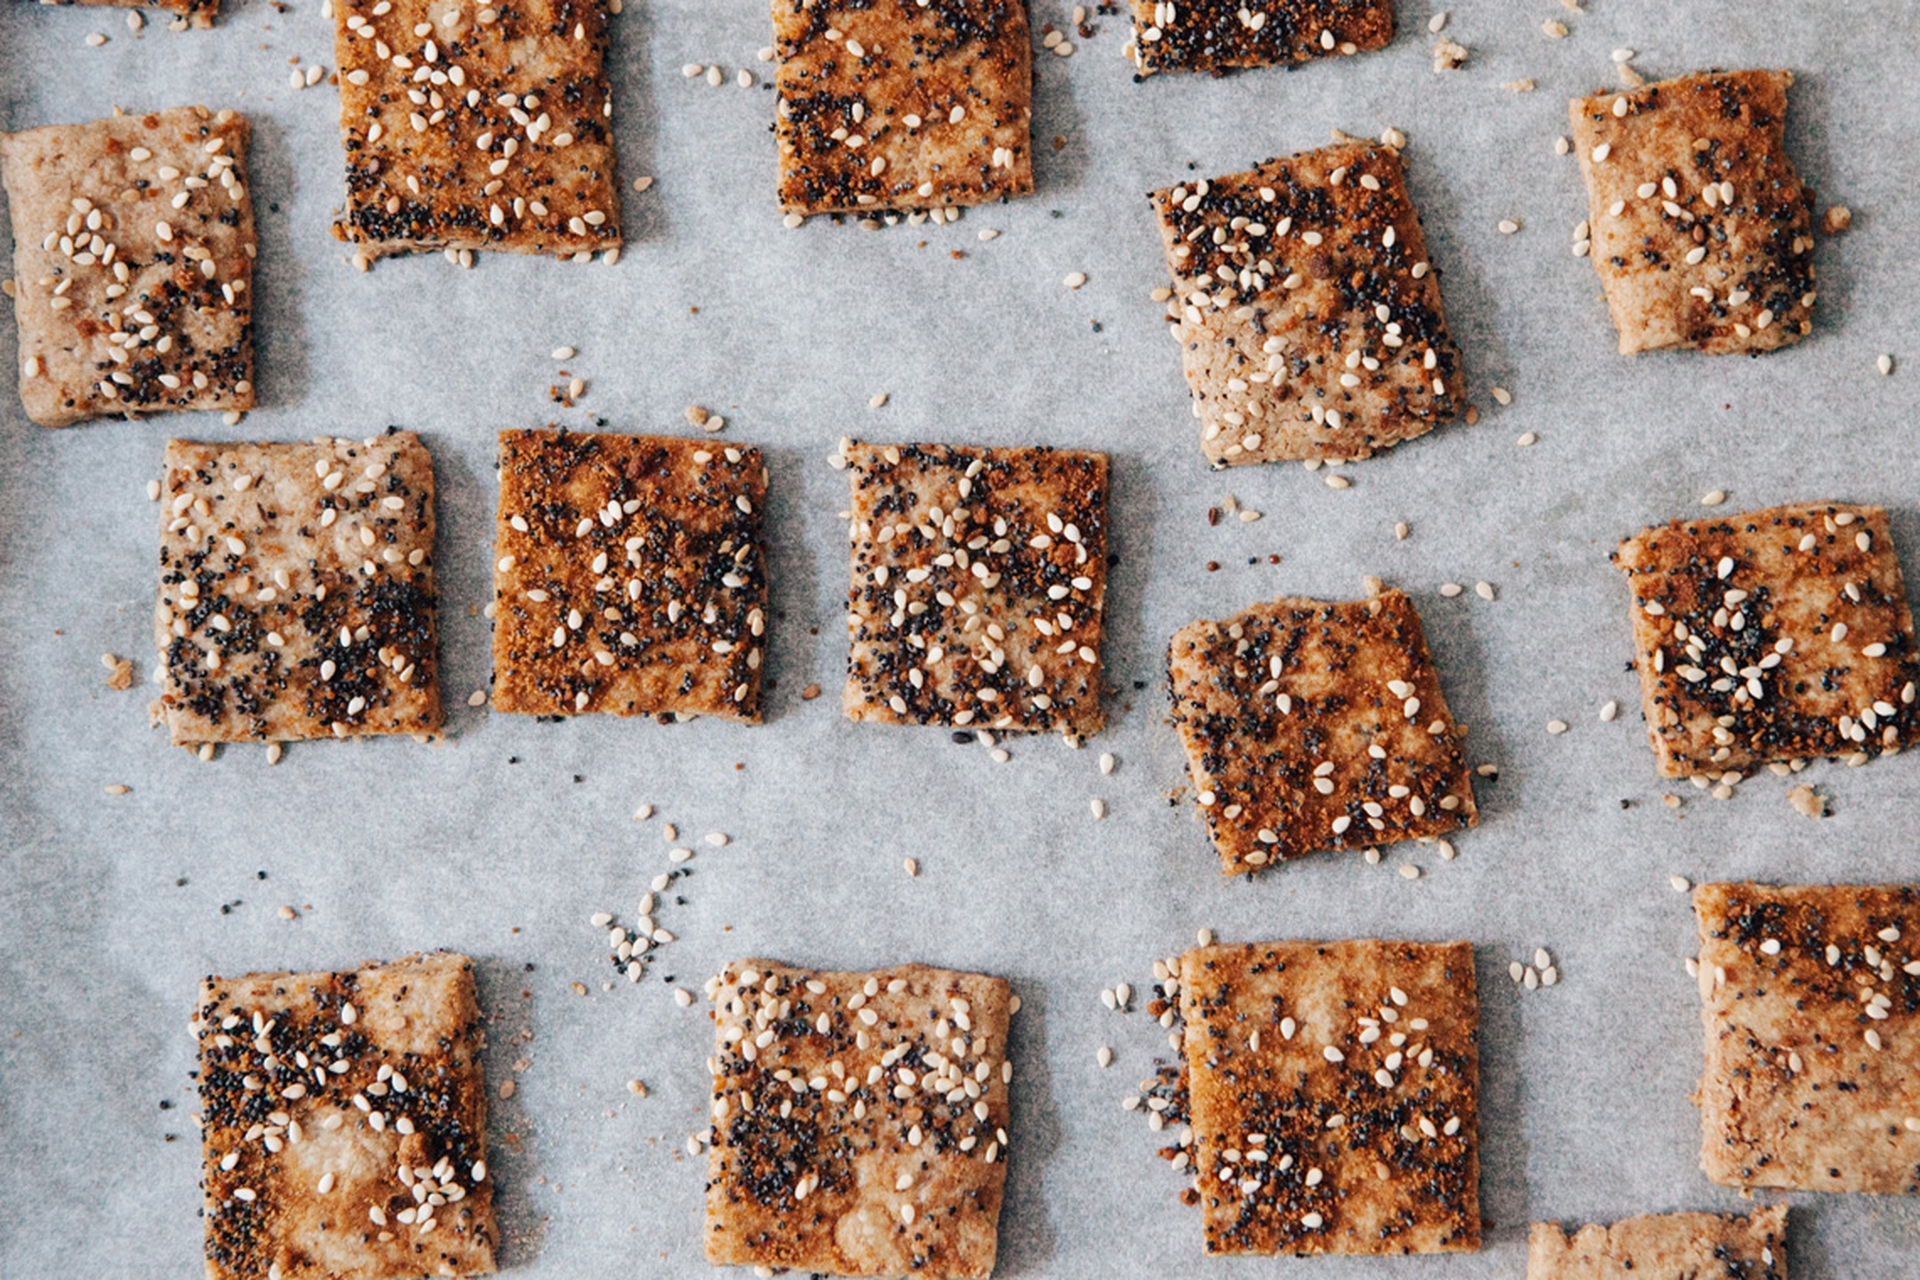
[
  {"x1": 626, "y1": 1079, "x2": 649, "y2": 1096},
  {"x1": 102, "y1": 653, "x2": 135, "y2": 690},
  {"x1": 684, "y1": 404, "x2": 710, "y2": 427},
  {"x1": 277, "y1": 905, "x2": 298, "y2": 920},
  {"x1": 1502, "y1": 79, "x2": 1535, "y2": 93},
  {"x1": 103, "y1": 783, "x2": 130, "y2": 796},
  {"x1": 1431, "y1": 36, "x2": 1467, "y2": 71},
  {"x1": 1822, "y1": 205, "x2": 1852, "y2": 235},
  {"x1": 1541, "y1": 19, "x2": 1566, "y2": 37},
  {"x1": 801, "y1": 683, "x2": 823, "y2": 700},
  {"x1": 1787, "y1": 785, "x2": 1830, "y2": 818}
]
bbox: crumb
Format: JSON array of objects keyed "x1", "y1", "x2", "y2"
[{"x1": 1786, "y1": 785, "x2": 1830, "y2": 818}]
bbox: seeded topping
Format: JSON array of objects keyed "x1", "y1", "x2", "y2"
[
  {"x1": 1167, "y1": 589, "x2": 1476, "y2": 874},
  {"x1": 703, "y1": 960, "x2": 1013, "y2": 1279},
  {"x1": 1613, "y1": 502, "x2": 1920, "y2": 778},
  {"x1": 1696, "y1": 882, "x2": 1920, "y2": 1193},
  {"x1": 0, "y1": 106, "x2": 255, "y2": 427},
  {"x1": 1180, "y1": 940, "x2": 1480, "y2": 1255},
  {"x1": 773, "y1": 0, "x2": 1032, "y2": 216},
  {"x1": 329, "y1": 0, "x2": 621, "y2": 262},
  {"x1": 195, "y1": 953, "x2": 495, "y2": 1280},
  {"x1": 490, "y1": 429, "x2": 768, "y2": 721},
  {"x1": 1569, "y1": 70, "x2": 1815, "y2": 355},
  {"x1": 155, "y1": 433, "x2": 442, "y2": 747},
  {"x1": 842, "y1": 439, "x2": 1108, "y2": 737},
  {"x1": 1151, "y1": 143, "x2": 1464, "y2": 466},
  {"x1": 39, "y1": 0, "x2": 219, "y2": 26},
  {"x1": 1126, "y1": 0, "x2": 1393, "y2": 77},
  {"x1": 1529, "y1": 1206, "x2": 1787, "y2": 1280}
]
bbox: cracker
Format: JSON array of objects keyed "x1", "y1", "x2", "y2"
[
  {"x1": 0, "y1": 106, "x2": 254, "y2": 427},
  {"x1": 329, "y1": 0, "x2": 620, "y2": 262},
  {"x1": 773, "y1": 0, "x2": 1032, "y2": 216},
  {"x1": 1569, "y1": 70, "x2": 1815, "y2": 355},
  {"x1": 1612, "y1": 503, "x2": 1920, "y2": 778},
  {"x1": 1151, "y1": 143, "x2": 1464, "y2": 466},
  {"x1": 1179, "y1": 940, "x2": 1480, "y2": 1255},
  {"x1": 1695, "y1": 881, "x2": 1920, "y2": 1194},
  {"x1": 704, "y1": 959, "x2": 1012, "y2": 1279},
  {"x1": 1166, "y1": 588, "x2": 1476, "y2": 874},
  {"x1": 490, "y1": 429, "x2": 767, "y2": 720},
  {"x1": 37, "y1": 0, "x2": 218, "y2": 27},
  {"x1": 842, "y1": 440, "x2": 1107, "y2": 736},
  {"x1": 1527, "y1": 1206, "x2": 1786, "y2": 1280},
  {"x1": 194, "y1": 952, "x2": 495, "y2": 1280},
  {"x1": 154, "y1": 433, "x2": 442, "y2": 747},
  {"x1": 1127, "y1": 0, "x2": 1393, "y2": 77}
]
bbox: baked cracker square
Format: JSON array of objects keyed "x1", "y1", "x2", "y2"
[
  {"x1": 38, "y1": 0, "x2": 218, "y2": 28},
  {"x1": 704, "y1": 960, "x2": 1013, "y2": 1279},
  {"x1": 1167, "y1": 588, "x2": 1476, "y2": 874},
  {"x1": 1127, "y1": 0, "x2": 1394, "y2": 77},
  {"x1": 1612, "y1": 502, "x2": 1920, "y2": 778},
  {"x1": 1179, "y1": 940, "x2": 1480, "y2": 1255},
  {"x1": 1570, "y1": 70, "x2": 1815, "y2": 355},
  {"x1": 490, "y1": 429, "x2": 768, "y2": 720},
  {"x1": 0, "y1": 106, "x2": 254, "y2": 427},
  {"x1": 1528, "y1": 1205, "x2": 1786, "y2": 1280},
  {"x1": 1151, "y1": 142, "x2": 1464, "y2": 466},
  {"x1": 773, "y1": 0, "x2": 1032, "y2": 216},
  {"x1": 195, "y1": 952, "x2": 495, "y2": 1280},
  {"x1": 155, "y1": 432, "x2": 443, "y2": 748},
  {"x1": 842, "y1": 439, "x2": 1107, "y2": 737},
  {"x1": 329, "y1": 0, "x2": 620, "y2": 262},
  {"x1": 1696, "y1": 881, "x2": 1920, "y2": 1194}
]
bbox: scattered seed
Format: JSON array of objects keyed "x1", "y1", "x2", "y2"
[
  {"x1": 1325, "y1": 475, "x2": 1351, "y2": 490},
  {"x1": 1063, "y1": 271, "x2": 1087, "y2": 289},
  {"x1": 1516, "y1": 432, "x2": 1537, "y2": 447},
  {"x1": 632, "y1": 175, "x2": 654, "y2": 192},
  {"x1": 1547, "y1": 719, "x2": 1568, "y2": 735},
  {"x1": 627, "y1": 1079, "x2": 649, "y2": 1095},
  {"x1": 551, "y1": 345, "x2": 576, "y2": 360},
  {"x1": 103, "y1": 783, "x2": 130, "y2": 796},
  {"x1": 277, "y1": 905, "x2": 298, "y2": 920},
  {"x1": 1427, "y1": 10, "x2": 1447, "y2": 31},
  {"x1": 1099, "y1": 752, "x2": 1116, "y2": 775},
  {"x1": 1096, "y1": 1046, "x2": 1112, "y2": 1068},
  {"x1": 1879, "y1": 353, "x2": 1895, "y2": 377},
  {"x1": 1490, "y1": 386, "x2": 1512, "y2": 406},
  {"x1": 1474, "y1": 581, "x2": 1496, "y2": 601},
  {"x1": 904, "y1": 857, "x2": 919, "y2": 877},
  {"x1": 1700, "y1": 489, "x2": 1727, "y2": 505},
  {"x1": 1398, "y1": 864, "x2": 1420, "y2": 880},
  {"x1": 869, "y1": 392, "x2": 888, "y2": 408},
  {"x1": 468, "y1": 689, "x2": 488, "y2": 707},
  {"x1": 633, "y1": 804, "x2": 653, "y2": 821},
  {"x1": 704, "y1": 831, "x2": 729, "y2": 847},
  {"x1": 1599, "y1": 700, "x2": 1618, "y2": 722},
  {"x1": 1497, "y1": 219, "x2": 1520, "y2": 235},
  {"x1": 1439, "y1": 583, "x2": 1463, "y2": 597},
  {"x1": 1090, "y1": 798, "x2": 1107, "y2": 820},
  {"x1": 1670, "y1": 875, "x2": 1692, "y2": 893}
]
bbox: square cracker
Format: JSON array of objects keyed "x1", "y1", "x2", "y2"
[
  {"x1": 194, "y1": 952, "x2": 495, "y2": 1280},
  {"x1": 1695, "y1": 881, "x2": 1920, "y2": 1194},
  {"x1": 773, "y1": 0, "x2": 1032, "y2": 216},
  {"x1": 1151, "y1": 143, "x2": 1464, "y2": 466},
  {"x1": 1612, "y1": 502, "x2": 1920, "y2": 778},
  {"x1": 1179, "y1": 940, "x2": 1480, "y2": 1255},
  {"x1": 329, "y1": 0, "x2": 620, "y2": 261},
  {"x1": 1570, "y1": 70, "x2": 1814, "y2": 355},
  {"x1": 842, "y1": 439, "x2": 1107, "y2": 737},
  {"x1": 1527, "y1": 1205, "x2": 1786, "y2": 1280},
  {"x1": 155, "y1": 433, "x2": 443, "y2": 747},
  {"x1": 1127, "y1": 0, "x2": 1394, "y2": 77},
  {"x1": 38, "y1": 0, "x2": 218, "y2": 28},
  {"x1": 704, "y1": 959, "x2": 1013, "y2": 1280},
  {"x1": 490, "y1": 429, "x2": 768, "y2": 721},
  {"x1": 0, "y1": 106, "x2": 254, "y2": 427},
  {"x1": 1166, "y1": 588, "x2": 1476, "y2": 874}
]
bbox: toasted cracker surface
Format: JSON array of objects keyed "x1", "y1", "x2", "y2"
[
  {"x1": 1127, "y1": 0, "x2": 1393, "y2": 76},
  {"x1": 195, "y1": 952, "x2": 495, "y2": 1280},
  {"x1": 40, "y1": 0, "x2": 217, "y2": 25},
  {"x1": 1570, "y1": 70, "x2": 1814, "y2": 355},
  {"x1": 1613, "y1": 502, "x2": 1920, "y2": 777},
  {"x1": 1527, "y1": 1206, "x2": 1786, "y2": 1280},
  {"x1": 0, "y1": 106, "x2": 254, "y2": 426},
  {"x1": 704, "y1": 959, "x2": 1012, "y2": 1279}
]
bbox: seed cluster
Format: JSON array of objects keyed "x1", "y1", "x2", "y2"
[{"x1": 1126, "y1": 0, "x2": 1394, "y2": 77}]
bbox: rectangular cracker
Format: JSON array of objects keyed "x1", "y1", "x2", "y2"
[
  {"x1": 329, "y1": 0, "x2": 621, "y2": 261},
  {"x1": 490, "y1": 429, "x2": 767, "y2": 720},
  {"x1": 1127, "y1": 0, "x2": 1394, "y2": 77},
  {"x1": 1696, "y1": 881, "x2": 1920, "y2": 1194},
  {"x1": 704, "y1": 960, "x2": 1012, "y2": 1280},
  {"x1": 155, "y1": 433, "x2": 443, "y2": 747},
  {"x1": 1166, "y1": 588, "x2": 1476, "y2": 874},
  {"x1": 1612, "y1": 503, "x2": 1920, "y2": 778},
  {"x1": 0, "y1": 106, "x2": 254, "y2": 427},
  {"x1": 1151, "y1": 143, "x2": 1464, "y2": 466},
  {"x1": 842, "y1": 439, "x2": 1107, "y2": 737},
  {"x1": 773, "y1": 0, "x2": 1032, "y2": 216},
  {"x1": 1570, "y1": 70, "x2": 1814, "y2": 355},
  {"x1": 1179, "y1": 940, "x2": 1480, "y2": 1255},
  {"x1": 194, "y1": 952, "x2": 496, "y2": 1280},
  {"x1": 1527, "y1": 1206, "x2": 1786, "y2": 1280},
  {"x1": 36, "y1": 0, "x2": 218, "y2": 27}
]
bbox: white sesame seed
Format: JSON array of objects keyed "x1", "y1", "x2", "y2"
[
  {"x1": 1427, "y1": 10, "x2": 1447, "y2": 31},
  {"x1": 1879, "y1": 353, "x2": 1895, "y2": 376},
  {"x1": 1497, "y1": 219, "x2": 1520, "y2": 235},
  {"x1": 1547, "y1": 719, "x2": 1568, "y2": 735},
  {"x1": 1398, "y1": 864, "x2": 1420, "y2": 880},
  {"x1": 1599, "y1": 700, "x2": 1618, "y2": 722},
  {"x1": 1515, "y1": 432, "x2": 1537, "y2": 448},
  {"x1": 551, "y1": 346, "x2": 576, "y2": 360},
  {"x1": 1670, "y1": 875, "x2": 1692, "y2": 893},
  {"x1": 633, "y1": 804, "x2": 653, "y2": 821},
  {"x1": 1474, "y1": 581, "x2": 1496, "y2": 601},
  {"x1": 1099, "y1": 752, "x2": 1116, "y2": 775},
  {"x1": 704, "y1": 831, "x2": 729, "y2": 847},
  {"x1": 682, "y1": 63, "x2": 704, "y2": 77},
  {"x1": 1700, "y1": 489, "x2": 1727, "y2": 506},
  {"x1": 1090, "y1": 798, "x2": 1107, "y2": 820},
  {"x1": 1096, "y1": 1046, "x2": 1112, "y2": 1068},
  {"x1": 869, "y1": 392, "x2": 888, "y2": 408},
  {"x1": 903, "y1": 857, "x2": 919, "y2": 877},
  {"x1": 1197, "y1": 928, "x2": 1213, "y2": 946},
  {"x1": 1325, "y1": 475, "x2": 1351, "y2": 490},
  {"x1": 1439, "y1": 583, "x2": 1462, "y2": 597},
  {"x1": 1063, "y1": 271, "x2": 1087, "y2": 289}
]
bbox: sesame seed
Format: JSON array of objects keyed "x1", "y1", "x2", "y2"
[
  {"x1": 1096, "y1": 1046, "x2": 1112, "y2": 1067},
  {"x1": 633, "y1": 804, "x2": 653, "y2": 821},
  {"x1": 1090, "y1": 798, "x2": 1107, "y2": 820},
  {"x1": 1546, "y1": 719, "x2": 1568, "y2": 735},
  {"x1": 1879, "y1": 353, "x2": 1895, "y2": 376},
  {"x1": 1671, "y1": 875, "x2": 1691, "y2": 893},
  {"x1": 1542, "y1": 19, "x2": 1567, "y2": 37},
  {"x1": 1497, "y1": 219, "x2": 1520, "y2": 235},
  {"x1": 704, "y1": 831, "x2": 729, "y2": 847},
  {"x1": 1599, "y1": 700, "x2": 1618, "y2": 722},
  {"x1": 1439, "y1": 583, "x2": 1463, "y2": 597},
  {"x1": 705, "y1": 65, "x2": 724, "y2": 86},
  {"x1": 103, "y1": 783, "x2": 130, "y2": 796},
  {"x1": 1099, "y1": 752, "x2": 1116, "y2": 775},
  {"x1": 1197, "y1": 928, "x2": 1213, "y2": 946},
  {"x1": 86, "y1": 31, "x2": 108, "y2": 45},
  {"x1": 869, "y1": 392, "x2": 888, "y2": 408},
  {"x1": 551, "y1": 346, "x2": 576, "y2": 360},
  {"x1": 903, "y1": 857, "x2": 919, "y2": 877},
  {"x1": 1398, "y1": 864, "x2": 1420, "y2": 880},
  {"x1": 1325, "y1": 475, "x2": 1351, "y2": 490},
  {"x1": 1515, "y1": 432, "x2": 1537, "y2": 447},
  {"x1": 1474, "y1": 581, "x2": 1496, "y2": 601},
  {"x1": 1063, "y1": 271, "x2": 1087, "y2": 289},
  {"x1": 1555, "y1": 135, "x2": 1570, "y2": 155},
  {"x1": 682, "y1": 63, "x2": 704, "y2": 77},
  {"x1": 1428, "y1": 10, "x2": 1448, "y2": 31}
]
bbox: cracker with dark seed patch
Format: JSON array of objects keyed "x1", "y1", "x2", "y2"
[
  {"x1": 1127, "y1": 0, "x2": 1393, "y2": 77},
  {"x1": 154, "y1": 433, "x2": 442, "y2": 747},
  {"x1": 843, "y1": 440, "x2": 1107, "y2": 736},
  {"x1": 490, "y1": 429, "x2": 767, "y2": 721},
  {"x1": 40, "y1": 0, "x2": 218, "y2": 26},
  {"x1": 1613, "y1": 502, "x2": 1920, "y2": 778},
  {"x1": 0, "y1": 106, "x2": 254, "y2": 427},
  {"x1": 1527, "y1": 1205, "x2": 1786, "y2": 1280},
  {"x1": 1179, "y1": 940, "x2": 1480, "y2": 1255},
  {"x1": 773, "y1": 0, "x2": 1032, "y2": 216},
  {"x1": 704, "y1": 960, "x2": 1012, "y2": 1280},
  {"x1": 195, "y1": 952, "x2": 495, "y2": 1280},
  {"x1": 1151, "y1": 143, "x2": 1464, "y2": 466},
  {"x1": 1166, "y1": 588, "x2": 1475, "y2": 874},
  {"x1": 329, "y1": 0, "x2": 620, "y2": 261},
  {"x1": 1695, "y1": 881, "x2": 1920, "y2": 1194},
  {"x1": 1570, "y1": 70, "x2": 1814, "y2": 355}
]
